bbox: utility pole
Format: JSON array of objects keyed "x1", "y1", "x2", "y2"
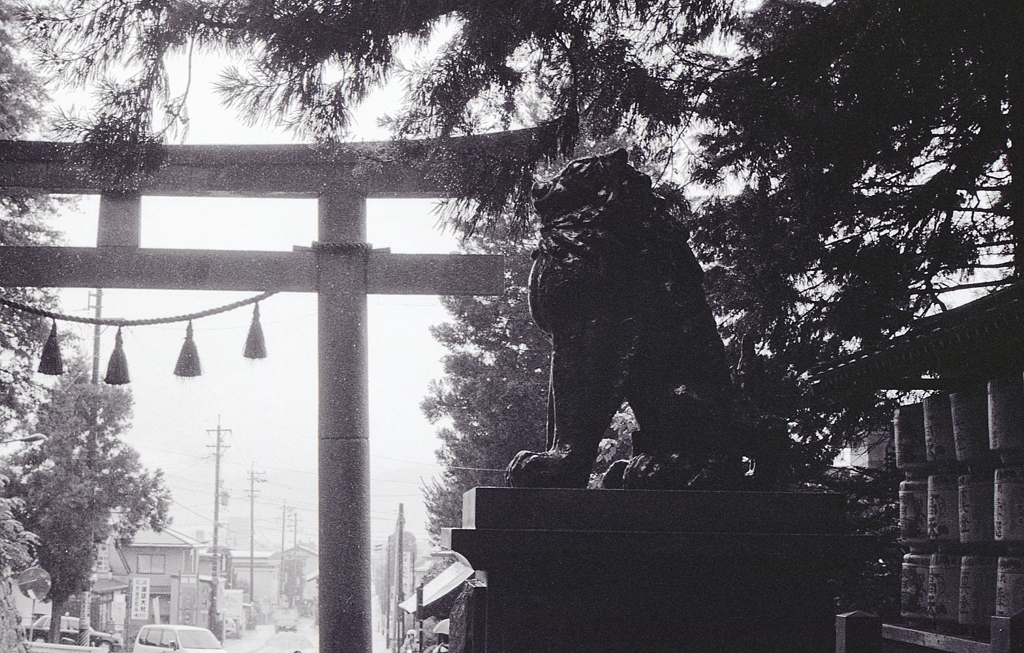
[
  {"x1": 393, "y1": 504, "x2": 405, "y2": 651},
  {"x1": 80, "y1": 289, "x2": 102, "y2": 646},
  {"x1": 292, "y1": 511, "x2": 300, "y2": 608},
  {"x1": 279, "y1": 502, "x2": 287, "y2": 607},
  {"x1": 246, "y1": 464, "x2": 266, "y2": 612},
  {"x1": 89, "y1": 289, "x2": 103, "y2": 384},
  {"x1": 207, "y1": 418, "x2": 230, "y2": 638}
]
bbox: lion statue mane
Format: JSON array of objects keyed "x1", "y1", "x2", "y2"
[{"x1": 505, "y1": 148, "x2": 751, "y2": 490}]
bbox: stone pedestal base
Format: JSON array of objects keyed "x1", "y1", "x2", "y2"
[{"x1": 443, "y1": 487, "x2": 853, "y2": 653}]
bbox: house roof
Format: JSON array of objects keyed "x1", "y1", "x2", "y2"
[
  {"x1": 109, "y1": 541, "x2": 131, "y2": 575},
  {"x1": 229, "y1": 550, "x2": 277, "y2": 560},
  {"x1": 271, "y1": 544, "x2": 319, "y2": 560},
  {"x1": 809, "y1": 282, "x2": 1024, "y2": 392},
  {"x1": 230, "y1": 550, "x2": 278, "y2": 565},
  {"x1": 125, "y1": 528, "x2": 203, "y2": 549}
]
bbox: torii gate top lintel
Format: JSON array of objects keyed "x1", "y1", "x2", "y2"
[
  {"x1": 0, "y1": 132, "x2": 524, "y2": 653},
  {"x1": 0, "y1": 128, "x2": 539, "y2": 199},
  {"x1": 0, "y1": 133, "x2": 529, "y2": 294}
]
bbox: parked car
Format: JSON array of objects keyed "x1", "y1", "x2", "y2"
[
  {"x1": 274, "y1": 608, "x2": 299, "y2": 633},
  {"x1": 134, "y1": 624, "x2": 227, "y2": 653},
  {"x1": 27, "y1": 615, "x2": 123, "y2": 652}
]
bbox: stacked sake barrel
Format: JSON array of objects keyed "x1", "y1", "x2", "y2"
[{"x1": 897, "y1": 375, "x2": 1024, "y2": 636}]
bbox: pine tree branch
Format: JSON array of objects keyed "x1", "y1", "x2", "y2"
[{"x1": 909, "y1": 278, "x2": 1015, "y2": 294}]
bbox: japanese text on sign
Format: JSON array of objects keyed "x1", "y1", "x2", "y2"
[{"x1": 131, "y1": 577, "x2": 150, "y2": 620}]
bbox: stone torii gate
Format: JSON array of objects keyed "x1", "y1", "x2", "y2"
[{"x1": 0, "y1": 133, "x2": 532, "y2": 653}]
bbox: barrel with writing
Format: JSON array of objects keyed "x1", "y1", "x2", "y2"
[
  {"x1": 902, "y1": 553, "x2": 931, "y2": 622},
  {"x1": 997, "y1": 556, "x2": 1024, "y2": 617},
  {"x1": 952, "y1": 386, "x2": 989, "y2": 463},
  {"x1": 989, "y1": 376, "x2": 1024, "y2": 455},
  {"x1": 995, "y1": 467, "x2": 1024, "y2": 543},
  {"x1": 928, "y1": 553, "x2": 960, "y2": 623},
  {"x1": 960, "y1": 556, "x2": 997, "y2": 627},
  {"x1": 900, "y1": 479, "x2": 928, "y2": 546},
  {"x1": 959, "y1": 473, "x2": 994, "y2": 544},
  {"x1": 928, "y1": 474, "x2": 959, "y2": 543},
  {"x1": 925, "y1": 393, "x2": 956, "y2": 465}
]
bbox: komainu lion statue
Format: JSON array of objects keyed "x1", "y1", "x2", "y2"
[{"x1": 506, "y1": 148, "x2": 751, "y2": 490}]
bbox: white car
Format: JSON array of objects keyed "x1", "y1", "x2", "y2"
[
  {"x1": 134, "y1": 624, "x2": 227, "y2": 653},
  {"x1": 274, "y1": 608, "x2": 299, "y2": 633}
]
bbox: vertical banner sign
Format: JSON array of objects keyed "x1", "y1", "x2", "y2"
[
  {"x1": 111, "y1": 594, "x2": 126, "y2": 623},
  {"x1": 131, "y1": 578, "x2": 150, "y2": 620},
  {"x1": 179, "y1": 576, "x2": 197, "y2": 625},
  {"x1": 404, "y1": 552, "x2": 415, "y2": 595}
]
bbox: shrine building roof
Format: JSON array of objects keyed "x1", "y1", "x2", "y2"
[{"x1": 809, "y1": 282, "x2": 1024, "y2": 392}]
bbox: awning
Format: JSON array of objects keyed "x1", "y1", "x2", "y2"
[
  {"x1": 91, "y1": 578, "x2": 130, "y2": 594},
  {"x1": 399, "y1": 562, "x2": 474, "y2": 614}
]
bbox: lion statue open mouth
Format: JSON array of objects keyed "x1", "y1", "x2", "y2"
[{"x1": 506, "y1": 148, "x2": 751, "y2": 490}]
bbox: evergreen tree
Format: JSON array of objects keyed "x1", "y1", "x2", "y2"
[
  {"x1": 420, "y1": 239, "x2": 549, "y2": 538},
  {"x1": 0, "y1": 486, "x2": 36, "y2": 575},
  {"x1": 422, "y1": 182, "x2": 640, "y2": 535},
  {"x1": 17, "y1": 0, "x2": 737, "y2": 233},
  {"x1": 20, "y1": 0, "x2": 732, "y2": 145},
  {"x1": 3, "y1": 360, "x2": 171, "y2": 642},
  {"x1": 0, "y1": 7, "x2": 54, "y2": 645},
  {"x1": 685, "y1": 0, "x2": 1024, "y2": 453},
  {"x1": 0, "y1": 0, "x2": 63, "y2": 436}
]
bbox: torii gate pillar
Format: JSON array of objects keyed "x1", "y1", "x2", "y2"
[
  {"x1": 317, "y1": 191, "x2": 372, "y2": 651},
  {"x1": 0, "y1": 133, "x2": 535, "y2": 653}
]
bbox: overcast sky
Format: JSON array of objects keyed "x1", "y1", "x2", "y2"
[{"x1": 42, "y1": 49, "x2": 470, "y2": 553}]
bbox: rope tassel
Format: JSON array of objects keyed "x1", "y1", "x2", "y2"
[
  {"x1": 1, "y1": 290, "x2": 278, "y2": 382},
  {"x1": 174, "y1": 321, "x2": 202, "y2": 377},
  {"x1": 37, "y1": 320, "x2": 64, "y2": 376},
  {"x1": 104, "y1": 327, "x2": 130, "y2": 385},
  {"x1": 243, "y1": 303, "x2": 267, "y2": 360}
]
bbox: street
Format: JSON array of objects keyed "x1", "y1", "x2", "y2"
[
  {"x1": 225, "y1": 622, "x2": 317, "y2": 653},
  {"x1": 223, "y1": 612, "x2": 391, "y2": 653}
]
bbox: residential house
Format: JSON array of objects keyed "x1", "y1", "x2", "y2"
[
  {"x1": 229, "y1": 549, "x2": 279, "y2": 616},
  {"x1": 117, "y1": 527, "x2": 211, "y2": 645},
  {"x1": 270, "y1": 545, "x2": 318, "y2": 612}
]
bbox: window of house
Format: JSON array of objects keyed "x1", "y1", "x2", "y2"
[{"x1": 137, "y1": 553, "x2": 167, "y2": 574}]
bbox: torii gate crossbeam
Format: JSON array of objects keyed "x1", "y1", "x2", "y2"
[{"x1": 0, "y1": 132, "x2": 534, "y2": 653}]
